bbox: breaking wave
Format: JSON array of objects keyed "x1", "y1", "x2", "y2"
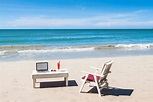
[{"x1": 0, "y1": 44, "x2": 153, "y2": 56}]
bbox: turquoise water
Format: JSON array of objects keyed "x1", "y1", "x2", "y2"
[
  {"x1": 1, "y1": 29, "x2": 153, "y2": 46},
  {"x1": 0, "y1": 29, "x2": 153, "y2": 61}
]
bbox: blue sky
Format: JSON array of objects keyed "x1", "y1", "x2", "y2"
[{"x1": 0, "y1": 0, "x2": 153, "y2": 29}]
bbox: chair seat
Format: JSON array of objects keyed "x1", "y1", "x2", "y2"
[{"x1": 82, "y1": 74, "x2": 100, "y2": 82}]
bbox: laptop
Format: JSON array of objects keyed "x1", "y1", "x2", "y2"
[{"x1": 36, "y1": 62, "x2": 48, "y2": 72}]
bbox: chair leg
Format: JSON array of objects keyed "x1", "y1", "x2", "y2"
[
  {"x1": 97, "y1": 85, "x2": 101, "y2": 97},
  {"x1": 94, "y1": 76, "x2": 101, "y2": 97},
  {"x1": 79, "y1": 74, "x2": 88, "y2": 93},
  {"x1": 105, "y1": 82, "x2": 109, "y2": 88}
]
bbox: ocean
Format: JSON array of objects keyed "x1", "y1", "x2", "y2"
[{"x1": 0, "y1": 29, "x2": 153, "y2": 61}]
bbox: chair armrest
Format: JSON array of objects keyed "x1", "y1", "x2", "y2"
[
  {"x1": 81, "y1": 71, "x2": 102, "y2": 77},
  {"x1": 89, "y1": 66, "x2": 101, "y2": 71}
]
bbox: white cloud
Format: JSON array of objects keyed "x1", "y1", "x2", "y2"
[
  {"x1": 134, "y1": 10, "x2": 148, "y2": 13},
  {"x1": 95, "y1": 21, "x2": 153, "y2": 28},
  {"x1": 2, "y1": 10, "x2": 153, "y2": 28},
  {"x1": 6, "y1": 17, "x2": 90, "y2": 28}
]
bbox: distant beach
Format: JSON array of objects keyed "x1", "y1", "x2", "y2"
[{"x1": 0, "y1": 29, "x2": 153, "y2": 61}]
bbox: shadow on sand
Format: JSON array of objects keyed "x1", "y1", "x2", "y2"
[
  {"x1": 39, "y1": 80, "x2": 78, "y2": 88},
  {"x1": 86, "y1": 86, "x2": 134, "y2": 96}
]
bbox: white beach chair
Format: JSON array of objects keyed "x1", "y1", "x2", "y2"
[{"x1": 79, "y1": 60, "x2": 114, "y2": 97}]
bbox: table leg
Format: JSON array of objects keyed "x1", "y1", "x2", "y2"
[
  {"x1": 33, "y1": 78, "x2": 36, "y2": 88},
  {"x1": 64, "y1": 77, "x2": 68, "y2": 86}
]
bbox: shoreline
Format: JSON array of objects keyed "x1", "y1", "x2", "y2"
[
  {"x1": 0, "y1": 53, "x2": 152, "y2": 61},
  {"x1": 1, "y1": 43, "x2": 153, "y2": 62},
  {"x1": 1, "y1": 48, "x2": 153, "y2": 62}
]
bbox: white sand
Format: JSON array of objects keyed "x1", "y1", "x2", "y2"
[{"x1": 0, "y1": 55, "x2": 153, "y2": 102}]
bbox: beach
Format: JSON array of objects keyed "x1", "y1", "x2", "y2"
[{"x1": 0, "y1": 55, "x2": 153, "y2": 102}]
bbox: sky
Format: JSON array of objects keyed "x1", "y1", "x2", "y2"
[{"x1": 0, "y1": 0, "x2": 153, "y2": 29}]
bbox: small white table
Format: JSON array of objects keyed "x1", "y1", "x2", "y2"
[{"x1": 32, "y1": 69, "x2": 69, "y2": 88}]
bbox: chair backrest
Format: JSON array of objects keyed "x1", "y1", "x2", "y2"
[
  {"x1": 36, "y1": 62, "x2": 48, "y2": 71},
  {"x1": 99, "y1": 60, "x2": 114, "y2": 81}
]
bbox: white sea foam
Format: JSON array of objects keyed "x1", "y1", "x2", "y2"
[
  {"x1": 0, "y1": 51, "x2": 4, "y2": 55},
  {"x1": 0, "y1": 50, "x2": 18, "y2": 55},
  {"x1": 18, "y1": 47, "x2": 94, "y2": 53},
  {"x1": 115, "y1": 44, "x2": 153, "y2": 49}
]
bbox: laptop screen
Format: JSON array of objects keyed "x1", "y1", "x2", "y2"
[{"x1": 36, "y1": 62, "x2": 48, "y2": 71}]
